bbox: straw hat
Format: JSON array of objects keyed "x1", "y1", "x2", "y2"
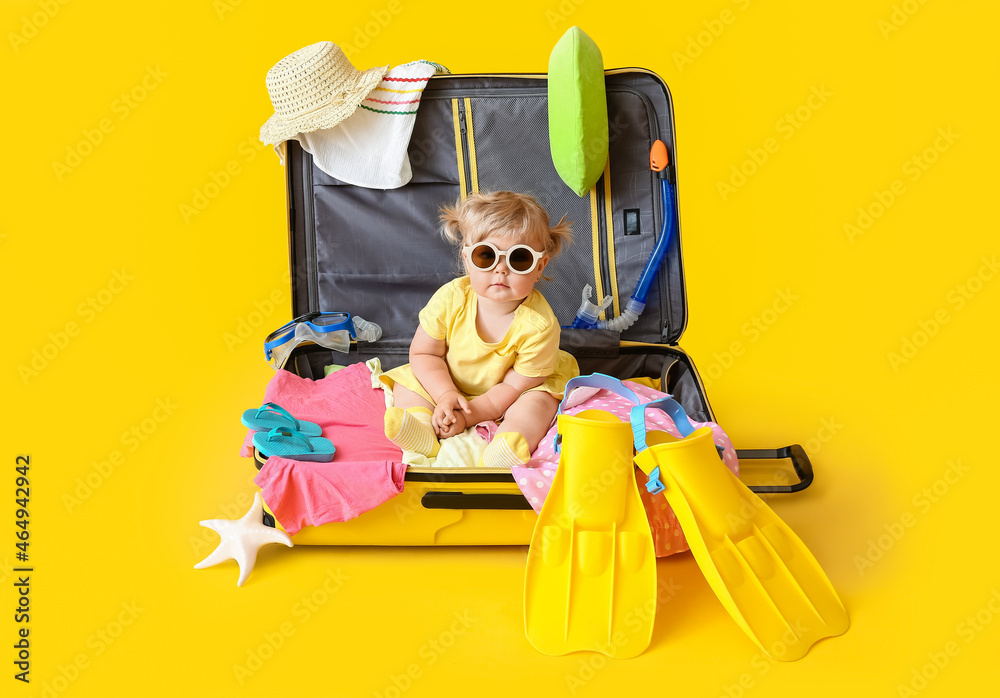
[{"x1": 259, "y1": 41, "x2": 388, "y2": 146}]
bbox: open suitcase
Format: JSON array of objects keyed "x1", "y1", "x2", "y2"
[{"x1": 252, "y1": 68, "x2": 814, "y2": 546}]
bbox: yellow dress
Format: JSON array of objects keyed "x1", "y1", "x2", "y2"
[{"x1": 384, "y1": 277, "x2": 579, "y2": 404}]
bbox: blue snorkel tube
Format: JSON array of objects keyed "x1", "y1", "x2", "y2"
[{"x1": 571, "y1": 139, "x2": 676, "y2": 331}]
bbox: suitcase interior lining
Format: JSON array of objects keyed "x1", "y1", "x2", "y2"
[{"x1": 288, "y1": 71, "x2": 686, "y2": 346}]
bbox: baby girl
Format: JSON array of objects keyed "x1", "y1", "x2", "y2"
[{"x1": 383, "y1": 191, "x2": 580, "y2": 468}]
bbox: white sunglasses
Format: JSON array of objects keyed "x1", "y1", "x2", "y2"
[{"x1": 463, "y1": 242, "x2": 546, "y2": 275}]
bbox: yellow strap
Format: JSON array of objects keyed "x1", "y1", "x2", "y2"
[
  {"x1": 603, "y1": 160, "x2": 620, "y2": 318},
  {"x1": 452, "y1": 99, "x2": 467, "y2": 200},
  {"x1": 589, "y1": 187, "x2": 606, "y2": 320},
  {"x1": 463, "y1": 98, "x2": 479, "y2": 193}
]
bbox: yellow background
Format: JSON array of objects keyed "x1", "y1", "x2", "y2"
[{"x1": 2, "y1": 0, "x2": 997, "y2": 695}]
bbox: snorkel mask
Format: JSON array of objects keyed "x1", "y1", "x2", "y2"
[{"x1": 264, "y1": 312, "x2": 382, "y2": 369}]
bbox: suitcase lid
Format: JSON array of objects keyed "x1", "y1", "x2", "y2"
[{"x1": 283, "y1": 68, "x2": 686, "y2": 347}]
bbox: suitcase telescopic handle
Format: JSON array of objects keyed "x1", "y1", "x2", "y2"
[
  {"x1": 419, "y1": 443, "x2": 813, "y2": 511},
  {"x1": 738, "y1": 444, "x2": 814, "y2": 494},
  {"x1": 420, "y1": 443, "x2": 813, "y2": 511}
]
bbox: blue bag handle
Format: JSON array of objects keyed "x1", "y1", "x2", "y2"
[
  {"x1": 557, "y1": 373, "x2": 642, "y2": 415},
  {"x1": 553, "y1": 373, "x2": 644, "y2": 454}
]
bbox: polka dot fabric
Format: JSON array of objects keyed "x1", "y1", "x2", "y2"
[{"x1": 503, "y1": 381, "x2": 737, "y2": 558}]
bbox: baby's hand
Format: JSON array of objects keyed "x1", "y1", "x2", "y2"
[
  {"x1": 433, "y1": 392, "x2": 470, "y2": 428},
  {"x1": 434, "y1": 409, "x2": 468, "y2": 439}
]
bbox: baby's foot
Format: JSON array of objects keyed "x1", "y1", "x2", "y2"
[
  {"x1": 479, "y1": 431, "x2": 531, "y2": 469},
  {"x1": 384, "y1": 406, "x2": 440, "y2": 457}
]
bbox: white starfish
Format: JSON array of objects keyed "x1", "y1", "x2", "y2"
[{"x1": 194, "y1": 492, "x2": 293, "y2": 586}]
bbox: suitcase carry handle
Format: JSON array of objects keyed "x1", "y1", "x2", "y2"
[
  {"x1": 421, "y1": 491, "x2": 534, "y2": 510},
  {"x1": 737, "y1": 444, "x2": 814, "y2": 494}
]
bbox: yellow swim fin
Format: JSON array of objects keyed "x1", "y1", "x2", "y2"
[
  {"x1": 631, "y1": 399, "x2": 849, "y2": 661},
  {"x1": 523, "y1": 408, "x2": 657, "y2": 658}
]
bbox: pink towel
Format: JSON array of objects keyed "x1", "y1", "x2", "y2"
[
  {"x1": 242, "y1": 363, "x2": 406, "y2": 532},
  {"x1": 255, "y1": 457, "x2": 406, "y2": 535}
]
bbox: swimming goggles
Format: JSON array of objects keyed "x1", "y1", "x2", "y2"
[
  {"x1": 463, "y1": 242, "x2": 545, "y2": 275},
  {"x1": 264, "y1": 312, "x2": 355, "y2": 361}
]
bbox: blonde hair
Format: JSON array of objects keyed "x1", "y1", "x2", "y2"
[{"x1": 439, "y1": 191, "x2": 572, "y2": 258}]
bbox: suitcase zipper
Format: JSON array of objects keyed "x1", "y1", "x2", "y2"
[
  {"x1": 595, "y1": 177, "x2": 614, "y2": 320},
  {"x1": 296, "y1": 144, "x2": 320, "y2": 312},
  {"x1": 454, "y1": 98, "x2": 476, "y2": 197}
]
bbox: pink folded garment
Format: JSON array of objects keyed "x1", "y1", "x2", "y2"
[
  {"x1": 241, "y1": 363, "x2": 407, "y2": 532},
  {"x1": 255, "y1": 457, "x2": 406, "y2": 535}
]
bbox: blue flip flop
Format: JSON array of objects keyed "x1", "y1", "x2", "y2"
[
  {"x1": 252, "y1": 427, "x2": 336, "y2": 462},
  {"x1": 241, "y1": 403, "x2": 322, "y2": 437}
]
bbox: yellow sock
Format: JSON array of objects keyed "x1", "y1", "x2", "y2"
[
  {"x1": 384, "y1": 406, "x2": 440, "y2": 457},
  {"x1": 480, "y1": 431, "x2": 531, "y2": 469}
]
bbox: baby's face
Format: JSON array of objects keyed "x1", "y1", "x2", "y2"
[{"x1": 462, "y1": 235, "x2": 548, "y2": 306}]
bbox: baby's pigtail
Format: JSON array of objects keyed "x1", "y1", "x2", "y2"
[
  {"x1": 439, "y1": 198, "x2": 464, "y2": 245},
  {"x1": 546, "y1": 213, "x2": 573, "y2": 258}
]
